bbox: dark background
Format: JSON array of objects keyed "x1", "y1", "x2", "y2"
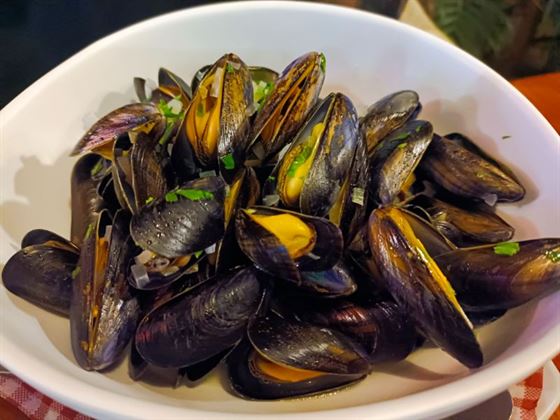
[{"x1": 0, "y1": 0, "x2": 216, "y2": 108}]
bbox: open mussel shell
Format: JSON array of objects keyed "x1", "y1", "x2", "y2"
[
  {"x1": 227, "y1": 312, "x2": 368, "y2": 400},
  {"x1": 270, "y1": 92, "x2": 359, "y2": 217},
  {"x1": 235, "y1": 206, "x2": 343, "y2": 284},
  {"x1": 299, "y1": 262, "x2": 357, "y2": 298},
  {"x1": 419, "y1": 133, "x2": 525, "y2": 203},
  {"x1": 71, "y1": 154, "x2": 107, "y2": 246},
  {"x1": 369, "y1": 119, "x2": 433, "y2": 205},
  {"x1": 410, "y1": 195, "x2": 514, "y2": 246},
  {"x1": 301, "y1": 300, "x2": 417, "y2": 364},
  {"x1": 70, "y1": 210, "x2": 140, "y2": 371},
  {"x1": 400, "y1": 207, "x2": 457, "y2": 257},
  {"x1": 70, "y1": 103, "x2": 164, "y2": 158},
  {"x1": 360, "y1": 90, "x2": 422, "y2": 155},
  {"x1": 2, "y1": 232, "x2": 79, "y2": 316},
  {"x1": 249, "y1": 52, "x2": 325, "y2": 163},
  {"x1": 368, "y1": 207, "x2": 483, "y2": 368},
  {"x1": 131, "y1": 176, "x2": 226, "y2": 259},
  {"x1": 135, "y1": 266, "x2": 266, "y2": 368},
  {"x1": 435, "y1": 239, "x2": 560, "y2": 311},
  {"x1": 135, "y1": 68, "x2": 192, "y2": 105},
  {"x1": 184, "y1": 53, "x2": 253, "y2": 179},
  {"x1": 249, "y1": 66, "x2": 278, "y2": 113}
]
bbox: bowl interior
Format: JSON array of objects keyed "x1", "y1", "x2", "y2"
[{"x1": 1, "y1": 2, "x2": 559, "y2": 419}]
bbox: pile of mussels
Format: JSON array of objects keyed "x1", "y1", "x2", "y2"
[{"x1": 3, "y1": 52, "x2": 560, "y2": 400}]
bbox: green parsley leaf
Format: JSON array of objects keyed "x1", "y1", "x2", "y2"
[
  {"x1": 220, "y1": 153, "x2": 235, "y2": 170},
  {"x1": 319, "y1": 53, "x2": 326, "y2": 73},
  {"x1": 194, "y1": 250, "x2": 204, "y2": 259},
  {"x1": 493, "y1": 241, "x2": 520, "y2": 256},
  {"x1": 415, "y1": 124, "x2": 422, "y2": 133},
  {"x1": 226, "y1": 63, "x2": 235, "y2": 73},
  {"x1": 545, "y1": 248, "x2": 560, "y2": 263},
  {"x1": 84, "y1": 223, "x2": 95, "y2": 240},
  {"x1": 253, "y1": 80, "x2": 274, "y2": 111},
  {"x1": 158, "y1": 120, "x2": 176, "y2": 145},
  {"x1": 175, "y1": 188, "x2": 214, "y2": 201},
  {"x1": 391, "y1": 132, "x2": 410, "y2": 142},
  {"x1": 71, "y1": 266, "x2": 81, "y2": 279},
  {"x1": 197, "y1": 102, "x2": 205, "y2": 117},
  {"x1": 287, "y1": 143, "x2": 314, "y2": 178},
  {"x1": 90, "y1": 159, "x2": 104, "y2": 177},
  {"x1": 397, "y1": 142, "x2": 407, "y2": 149},
  {"x1": 267, "y1": 175, "x2": 276, "y2": 182},
  {"x1": 165, "y1": 191, "x2": 178, "y2": 202},
  {"x1": 145, "y1": 196, "x2": 155, "y2": 205}
]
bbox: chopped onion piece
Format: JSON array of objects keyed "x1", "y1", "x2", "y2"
[
  {"x1": 131, "y1": 263, "x2": 151, "y2": 288},
  {"x1": 482, "y1": 193, "x2": 498, "y2": 207},
  {"x1": 263, "y1": 194, "x2": 280, "y2": 206},
  {"x1": 210, "y1": 68, "x2": 224, "y2": 98},
  {"x1": 205, "y1": 244, "x2": 217, "y2": 255}
]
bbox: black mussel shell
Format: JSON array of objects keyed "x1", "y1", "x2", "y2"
[
  {"x1": 301, "y1": 301, "x2": 417, "y2": 364},
  {"x1": 70, "y1": 210, "x2": 139, "y2": 371},
  {"x1": 135, "y1": 266, "x2": 266, "y2": 368},
  {"x1": 130, "y1": 176, "x2": 226, "y2": 259},
  {"x1": 2, "y1": 235, "x2": 79, "y2": 316},
  {"x1": 369, "y1": 120, "x2": 433, "y2": 205},
  {"x1": 179, "y1": 346, "x2": 234, "y2": 383},
  {"x1": 409, "y1": 195, "x2": 514, "y2": 246},
  {"x1": 466, "y1": 309, "x2": 508, "y2": 327},
  {"x1": 435, "y1": 239, "x2": 560, "y2": 311},
  {"x1": 368, "y1": 207, "x2": 483, "y2": 368},
  {"x1": 360, "y1": 90, "x2": 421, "y2": 155},
  {"x1": 419, "y1": 133, "x2": 525, "y2": 202},
  {"x1": 299, "y1": 262, "x2": 357, "y2": 297}
]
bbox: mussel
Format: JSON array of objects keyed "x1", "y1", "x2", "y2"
[
  {"x1": 360, "y1": 90, "x2": 422, "y2": 155},
  {"x1": 235, "y1": 206, "x2": 342, "y2": 284},
  {"x1": 249, "y1": 52, "x2": 325, "y2": 162},
  {"x1": 227, "y1": 312, "x2": 369, "y2": 400},
  {"x1": 135, "y1": 266, "x2": 266, "y2": 368},
  {"x1": 435, "y1": 239, "x2": 560, "y2": 311},
  {"x1": 266, "y1": 92, "x2": 359, "y2": 217},
  {"x1": 419, "y1": 133, "x2": 525, "y2": 203},
  {"x1": 2, "y1": 231, "x2": 79, "y2": 316},
  {"x1": 134, "y1": 67, "x2": 192, "y2": 105},
  {"x1": 409, "y1": 195, "x2": 514, "y2": 246},
  {"x1": 300, "y1": 300, "x2": 417, "y2": 364},
  {"x1": 368, "y1": 119, "x2": 433, "y2": 205},
  {"x1": 183, "y1": 53, "x2": 253, "y2": 179},
  {"x1": 70, "y1": 210, "x2": 139, "y2": 370},
  {"x1": 368, "y1": 207, "x2": 483, "y2": 368}
]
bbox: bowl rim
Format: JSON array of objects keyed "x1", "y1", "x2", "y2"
[{"x1": 1, "y1": 1, "x2": 559, "y2": 419}]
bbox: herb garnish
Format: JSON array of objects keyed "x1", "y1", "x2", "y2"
[
  {"x1": 493, "y1": 241, "x2": 520, "y2": 256},
  {"x1": 220, "y1": 153, "x2": 235, "y2": 170},
  {"x1": 165, "y1": 188, "x2": 215, "y2": 203}
]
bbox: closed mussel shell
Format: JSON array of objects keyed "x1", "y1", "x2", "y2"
[
  {"x1": 360, "y1": 90, "x2": 421, "y2": 155},
  {"x1": 435, "y1": 239, "x2": 560, "y2": 311},
  {"x1": 226, "y1": 312, "x2": 368, "y2": 400},
  {"x1": 249, "y1": 52, "x2": 325, "y2": 163},
  {"x1": 2, "y1": 232, "x2": 79, "y2": 316},
  {"x1": 70, "y1": 209, "x2": 139, "y2": 371},
  {"x1": 368, "y1": 207, "x2": 483, "y2": 368},
  {"x1": 302, "y1": 300, "x2": 417, "y2": 364},
  {"x1": 135, "y1": 266, "x2": 265, "y2": 368},
  {"x1": 272, "y1": 92, "x2": 359, "y2": 217},
  {"x1": 410, "y1": 195, "x2": 514, "y2": 246},
  {"x1": 369, "y1": 120, "x2": 433, "y2": 205},
  {"x1": 299, "y1": 262, "x2": 357, "y2": 298},
  {"x1": 419, "y1": 133, "x2": 525, "y2": 203},
  {"x1": 235, "y1": 206, "x2": 343, "y2": 284},
  {"x1": 130, "y1": 176, "x2": 226, "y2": 259}
]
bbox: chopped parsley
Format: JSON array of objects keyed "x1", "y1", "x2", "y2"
[
  {"x1": 158, "y1": 99, "x2": 183, "y2": 120},
  {"x1": 319, "y1": 53, "x2": 326, "y2": 73},
  {"x1": 145, "y1": 196, "x2": 155, "y2": 205},
  {"x1": 220, "y1": 153, "x2": 235, "y2": 170},
  {"x1": 158, "y1": 120, "x2": 175, "y2": 145},
  {"x1": 226, "y1": 63, "x2": 235, "y2": 73},
  {"x1": 194, "y1": 250, "x2": 204, "y2": 259},
  {"x1": 415, "y1": 124, "x2": 422, "y2": 133},
  {"x1": 493, "y1": 241, "x2": 520, "y2": 256},
  {"x1": 90, "y1": 160, "x2": 104, "y2": 177},
  {"x1": 545, "y1": 248, "x2": 560, "y2": 263},
  {"x1": 196, "y1": 102, "x2": 205, "y2": 117},
  {"x1": 84, "y1": 223, "x2": 95, "y2": 240},
  {"x1": 287, "y1": 143, "x2": 313, "y2": 178},
  {"x1": 391, "y1": 132, "x2": 410, "y2": 142},
  {"x1": 165, "y1": 188, "x2": 215, "y2": 203},
  {"x1": 267, "y1": 175, "x2": 276, "y2": 182},
  {"x1": 253, "y1": 80, "x2": 274, "y2": 111},
  {"x1": 71, "y1": 266, "x2": 81, "y2": 279},
  {"x1": 397, "y1": 142, "x2": 407, "y2": 149}
]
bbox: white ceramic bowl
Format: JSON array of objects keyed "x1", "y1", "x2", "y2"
[{"x1": 1, "y1": 2, "x2": 559, "y2": 419}]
